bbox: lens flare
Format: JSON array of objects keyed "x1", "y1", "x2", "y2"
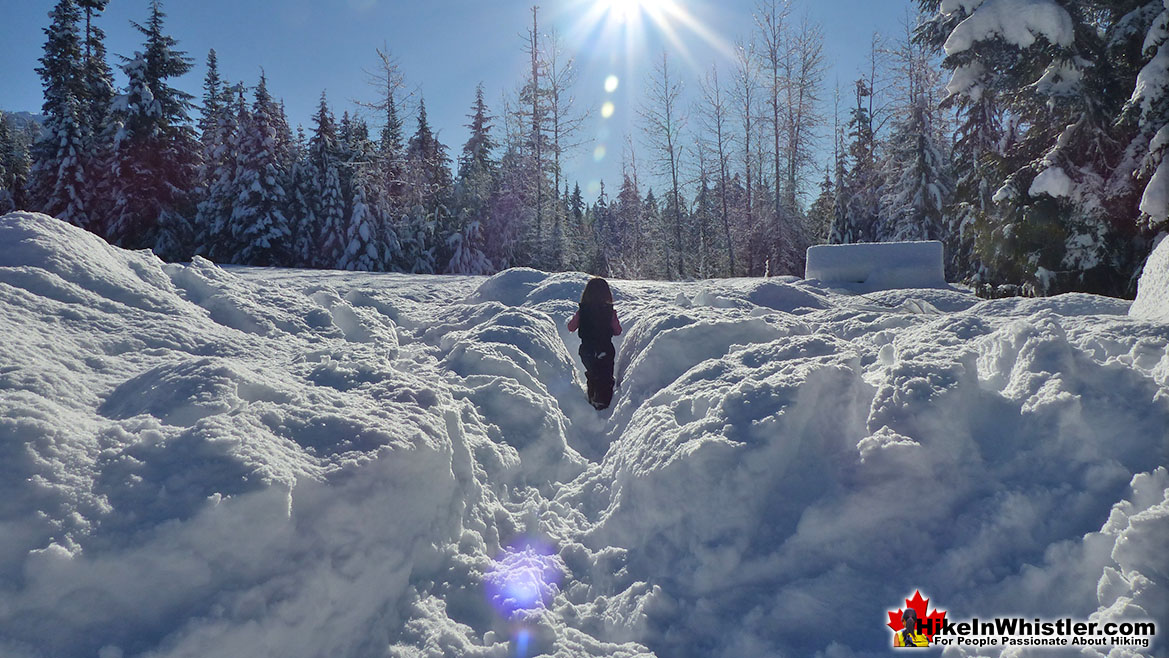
[
  {"x1": 515, "y1": 628, "x2": 531, "y2": 658},
  {"x1": 594, "y1": 145, "x2": 607, "y2": 161},
  {"x1": 484, "y1": 542, "x2": 564, "y2": 621},
  {"x1": 601, "y1": 101, "x2": 615, "y2": 118},
  {"x1": 604, "y1": 74, "x2": 619, "y2": 92}
]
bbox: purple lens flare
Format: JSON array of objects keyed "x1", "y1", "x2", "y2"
[{"x1": 484, "y1": 540, "x2": 565, "y2": 621}]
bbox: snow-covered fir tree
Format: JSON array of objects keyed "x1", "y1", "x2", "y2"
[
  {"x1": 105, "y1": 0, "x2": 198, "y2": 254},
  {"x1": 195, "y1": 83, "x2": 243, "y2": 261},
  {"x1": 448, "y1": 84, "x2": 496, "y2": 275},
  {"x1": 338, "y1": 168, "x2": 390, "y2": 271},
  {"x1": 78, "y1": 0, "x2": 113, "y2": 146},
  {"x1": 609, "y1": 173, "x2": 643, "y2": 277},
  {"x1": 228, "y1": 74, "x2": 291, "y2": 266},
  {"x1": 28, "y1": 0, "x2": 91, "y2": 228},
  {"x1": 925, "y1": 0, "x2": 1150, "y2": 295},
  {"x1": 400, "y1": 99, "x2": 450, "y2": 273},
  {"x1": 1126, "y1": 0, "x2": 1169, "y2": 234},
  {"x1": 805, "y1": 168, "x2": 835, "y2": 245},
  {"x1": 831, "y1": 78, "x2": 881, "y2": 245},
  {"x1": 483, "y1": 146, "x2": 532, "y2": 271},
  {"x1": 286, "y1": 126, "x2": 319, "y2": 266},
  {"x1": 878, "y1": 27, "x2": 953, "y2": 243},
  {"x1": 308, "y1": 93, "x2": 346, "y2": 268},
  {"x1": 0, "y1": 113, "x2": 33, "y2": 213}
]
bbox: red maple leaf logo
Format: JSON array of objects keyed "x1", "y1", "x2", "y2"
[{"x1": 887, "y1": 590, "x2": 947, "y2": 642}]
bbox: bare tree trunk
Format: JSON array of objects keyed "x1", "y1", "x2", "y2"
[
  {"x1": 639, "y1": 51, "x2": 687, "y2": 279},
  {"x1": 701, "y1": 65, "x2": 736, "y2": 277},
  {"x1": 755, "y1": 0, "x2": 789, "y2": 267},
  {"x1": 527, "y1": 6, "x2": 544, "y2": 262},
  {"x1": 543, "y1": 29, "x2": 586, "y2": 270},
  {"x1": 734, "y1": 40, "x2": 758, "y2": 276}
]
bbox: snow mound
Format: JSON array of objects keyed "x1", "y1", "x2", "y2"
[
  {"x1": 468, "y1": 267, "x2": 551, "y2": 306},
  {"x1": 0, "y1": 212, "x2": 185, "y2": 314},
  {"x1": 1131, "y1": 234, "x2": 1169, "y2": 322},
  {"x1": 1, "y1": 213, "x2": 1166, "y2": 658},
  {"x1": 805, "y1": 240, "x2": 947, "y2": 291}
]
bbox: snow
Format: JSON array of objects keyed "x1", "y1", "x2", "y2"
[
  {"x1": 1029, "y1": 165, "x2": 1075, "y2": 199},
  {"x1": 1131, "y1": 233, "x2": 1169, "y2": 322},
  {"x1": 1, "y1": 212, "x2": 1167, "y2": 658},
  {"x1": 946, "y1": 61, "x2": 986, "y2": 101},
  {"x1": 943, "y1": 0, "x2": 1075, "y2": 56},
  {"x1": 1140, "y1": 126, "x2": 1169, "y2": 222},
  {"x1": 804, "y1": 240, "x2": 947, "y2": 291}
]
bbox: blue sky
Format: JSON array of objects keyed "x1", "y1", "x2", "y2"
[{"x1": 1, "y1": 0, "x2": 914, "y2": 201}]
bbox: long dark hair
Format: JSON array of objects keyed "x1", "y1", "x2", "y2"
[{"x1": 580, "y1": 277, "x2": 613, "y2": 307}]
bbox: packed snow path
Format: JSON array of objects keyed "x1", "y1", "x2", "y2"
[{"x1": 0, "y1": 213, "x2": 1166, "y2": 658}]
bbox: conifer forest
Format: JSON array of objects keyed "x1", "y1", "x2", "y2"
[{"x1": 4, "y1": 0, "x2": 1169, "y2": 298}]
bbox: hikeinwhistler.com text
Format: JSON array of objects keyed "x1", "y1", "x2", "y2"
[{"x1": 921, "y1": 617, "x2": 1157, "y2": 649}]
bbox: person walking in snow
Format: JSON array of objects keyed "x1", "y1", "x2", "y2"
[{"x1": 567, "y1": 277, "x2": 622, "y2": 410}]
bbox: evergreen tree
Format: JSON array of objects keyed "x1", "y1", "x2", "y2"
[
  {"x1": 310, "y1": 93, "x2": 345, "y2": 268},
  {"x1": 460, "y1": 84, "x2": 497, "y2": 180},
  {"x1": 1127, "y1": 0, "x2": 1169, "y2": 234},
  {"x1": 590, "y1": 181, "x2": 612, "y2": 276},
  {"x1": 378, "y1": 88, "x2": 407, "y2": 209},
  {"x1": 483, "y1": 146, "x2": 532, "y2": 271},
  {"x1": 339, "y1": 168, "x2": 389, "y2": 271},
  {"x1": 832, "y1": 78, "x2": 880, "y2": 244},
  {"x1": 229, "y1": 74, "x2": 291, "y2": 266},
  {"x1": 78, "y1": 0, "x2": 113, "y2": 143},
  {"x1": 805, "y1": 168, "x2": 835, "y2": 245},
  {"x1": 401, "y1": 99, "x2": 450, "y2": 273},
  {"x1": 195, "y1": 83, "x2": 242, "y2": 261},
  {"x1": 610, "y1": 173, "x2": 643, "y2": 277},
  {"x1": 0, "y1": 113, "x2": 32, "y2": 213},
  {"x1": 105, "y1": 0, "x2": 199, "y2": 254},
  {"x1": 449, "y1": 85, "x2": 497, "y2": 274},
  {"x1": 925, "y1": 0, "x2": 1148, "y2": 295},
  {"x1": 285, "y1": 126, "x2": 317, "y2": 267},
  {"x1": 29, "y1": 0, "x2": 91, "y2": 227},
  {"x1": 878, "y1": 27, "x2": 953, "y2": 243}
]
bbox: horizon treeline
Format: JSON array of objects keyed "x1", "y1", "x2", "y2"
[{"x1": 2, "y1": 0, "x2": 1168, "y2": 296}]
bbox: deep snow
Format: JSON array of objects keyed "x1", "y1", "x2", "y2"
[{"x1": 0, "y1": 212, "x2": 1166, "y2": 658}]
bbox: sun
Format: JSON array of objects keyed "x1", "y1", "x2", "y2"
[
  {"x1": 599, "y1": 0, "x2": 667, "y2": 23},
  {"x1": 570, "y1": 0, "x2": 733, "y2": 67}
]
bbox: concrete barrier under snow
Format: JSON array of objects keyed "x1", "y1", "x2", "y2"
[{"x1": 805, "y1": 240, "x2": 946, "y2": 290}]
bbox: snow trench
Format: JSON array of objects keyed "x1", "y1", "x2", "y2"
[{"x1": 0, "y1": 213, "x2": 1166, "y2": 658}]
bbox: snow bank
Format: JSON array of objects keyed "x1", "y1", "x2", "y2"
[
  {"x1": 805, "y1": 240, "x2": 947, "y2": 291},
  {"x1": 1131, "y1": 234, "x2": 1169, "y2": 322},
  {"x1": 1, "y1": 213, "x2": 1167, "y2": 657}
]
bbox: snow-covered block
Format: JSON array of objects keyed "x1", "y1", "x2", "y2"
[
  {"x1": 1130, "y1": 233, "x2": 1169, "y2": 322},
  {"x1": 805, "y1": 241, "x2": 946, "y2": 290}
]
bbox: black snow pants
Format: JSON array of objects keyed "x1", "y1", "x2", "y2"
[{"x1": 579, "y1": 341, "x2": 616, "y2": 409}]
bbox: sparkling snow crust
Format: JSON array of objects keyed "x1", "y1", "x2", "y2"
[{"x1": 0, "y1": 213, "x2": 1166, "y2": 658}]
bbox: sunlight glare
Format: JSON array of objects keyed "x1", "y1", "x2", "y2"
[
  {"x1": 601, "y1": 0, "x2": 665, "y2": 23},
  {"x1": 601, "y1": 101, "x2": 615, "y2": 118},
  {"x1": 570, "y1": 0, "x2": 734, "y2": 74},
  {"x1": 604, "y1": 75, "x2": 619, "y2": 93}
]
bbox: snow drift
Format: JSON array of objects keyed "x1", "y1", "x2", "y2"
[
  {"x1": 0, "y1": 212, "x2": 1166, "y2": 658},
  {"x1": 1131, "y1": 233, "x2": 1169, "y2": 323}
]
